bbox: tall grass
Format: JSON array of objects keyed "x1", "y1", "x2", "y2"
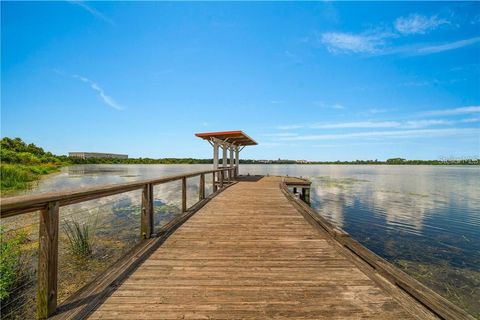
[
  {"x1": 0, "y1": 164, "x2": 60, "y2": 193},
  {"x1": 62, "y1": 220, "x2": 96, "y2": 257},
  {"x1": 0, "y1": 227, "x2": 28, "y2": 301}
]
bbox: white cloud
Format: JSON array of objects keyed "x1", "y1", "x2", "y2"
[
  {"x1": 276, "y1": 124, "x2": 304, "y2": 130},
  {"x1": 365, "y1": 108, "x2": 394, "y2": 115},
  {"x1": 277, "y1": 128, "x2": 479, "y2": 141},
  {"x1": 310, "y1": 120, "x2": 451, "y2": 129},
  {"x1": 402, "y1": 120, "x2": 451, "y2": 129},
  {"x1": 68, "y1": 0, "x2": 115, "y2": 25},
  {"x1": 315, "y1": 101, "x2": 347, "y2": 110},
  {"x1": 394, "y1": 14, "x2": 449, "y2": 35},
  {"x1": 263, "y1": 133, "x2": 299, "y2": 137},
  {"x1": 461, "y1": 117, "x2": 480, "y2": 123},
  {"x1": 422, "y1": 106, "x2": 480, "y2": 116},
  {"x1": 415, "y1": 37, "x2": 480, "y2": 55},
  {"x1": 275, "y1": 117, "x2": 466, "y2": 132},
  {"x1": 320, "y1": 31, "x2": 388, "y2": 54},
  {"x1": 311, "y1": 121, "x2": 400, "y2": 129},
  {"x1": 321, "y1": 13, "x2": 477, "y2": 57},
  {"x1": 74, "y1": 75, "x2": 123, "y2": 110}
]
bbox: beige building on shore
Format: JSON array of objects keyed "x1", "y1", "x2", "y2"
[{"x1": 68, "y1": 152, "x2": 128, "y2": 159}]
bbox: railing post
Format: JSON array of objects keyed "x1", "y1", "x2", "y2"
[
  {"x1": 182, "y1": 177, "x2": 187, "y2": 212},
  {"x1": 37, "y1": 201, "x2": 59, "y2": 319},
  {"x1": 141, "y1": 183, "x2": 154, "y2": 239},
  {"x1": 220, "y1": 170, "x2": 224, "y2": 189},
  {"x1": 199, "y1": 173, "x2": 205, "y2": 201},
  {"x1": 212, "y1": 172, "x2": 217, "y2": 192}
]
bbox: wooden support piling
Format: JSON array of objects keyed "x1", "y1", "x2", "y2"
[
  {"x1": 199, "y1": 173, "x2": 205, "y2": 201},
  {"x1": 182, "y1": 177, "x2": 187, "y2": 212},
  {"x1": 219, "y1": 170, "x2": 224, "y2": 189},
  {"x1": 141, "y1": 183, "x2": 154, "y2": 239},
  {"x1": 212, "y1": 172, "x2": 217, "y2": 192},
  {"x1": 37, "y1": 201, "x2": 60, "y2": 319}
]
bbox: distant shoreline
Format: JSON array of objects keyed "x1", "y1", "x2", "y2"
[{"x1": 66, "y1": 159, "x2": 479, "y2": 166}]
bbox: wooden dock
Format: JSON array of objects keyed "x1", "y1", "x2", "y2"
[
  {"x1": 82, "y1": 177, "x2": 459, "y2": 319},
  {"x1": 2, "y1": 172, "x2": 474, "y2": 319}
]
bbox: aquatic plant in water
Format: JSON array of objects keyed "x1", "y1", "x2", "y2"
[{"x1": 63, "y1": 219, "x2": 96, "y2": 257}]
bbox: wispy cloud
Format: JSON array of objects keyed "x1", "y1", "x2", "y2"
[
  {"x1": 311, "y1": 121, "x2": 400, "y2": 129},
  {"x1": 277, "y1": 118, "x2": 455, "y2": 130},
  {"x1": 416, "y1": 37, "x2": 480, "y2": 55},
  {"x1": 402, "y1": 119, "x2": 452, "y2": 128},
  {"x1": 365, "y1": 108, "x2": 394, "y2": 115},
  {"x1": 263, "y1": 132, "x2": 299, "y2": 137},
  {"x1": 314, "y1": 101, "x2": 347, "y2": 110},
  {"x1": 68, "y1": 0, "x2": 115, "y2": 25},
  {"x1": 320, "y1": 12, "x2": 476, "y2": 56},
  {"x1": 284, "y1": 50, "x2": 303, "y2": 64},
  {"x1": 276, "y1": 124, "x2": 303, "y2": 130},
  {"x1": 461, "y1": 117, "x2": 480, "y2": 123},
  {"x1": 394, "y1": 14, "x2": 449, "y2": 35},
  {"x1": 276, "y1": 128, "x2": 479, "y2": 141},
  {"x1": 321, "y1": 31, "x2": 390, "y2": 54},
  {"x1": 422, "y1": 106, "x2": 480, "y2": 116},
  {"x1": 274, "y1": 111, "x2": 478, "y2": 132},
  {"x1": 74, "y1": 75, "x2": 123, "y2": 110}
]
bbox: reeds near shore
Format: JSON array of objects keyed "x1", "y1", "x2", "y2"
[{"x1": 63, "y1": 219, "x2": 97, "y2": 257}]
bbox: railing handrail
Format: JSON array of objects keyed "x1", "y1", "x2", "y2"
[{"x1": 0, "y1": 167, "x2": 235, "y2": 218}]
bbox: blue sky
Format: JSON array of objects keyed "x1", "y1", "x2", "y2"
[{"x1": 1, "y1": 1, "x2": 479, "y2": 161}]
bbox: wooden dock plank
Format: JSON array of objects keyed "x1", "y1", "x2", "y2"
[{"x1": 87, "y1": 177, "x2": 436, "y2": 319}]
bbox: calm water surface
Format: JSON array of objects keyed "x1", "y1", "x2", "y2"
[{"x1": 8, "y1": 164, "x2": 480, "y2": 316}]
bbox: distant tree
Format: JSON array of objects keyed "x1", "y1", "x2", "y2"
[{"x1": 386, "y1": 158, "x2": 406, "y2": 164}]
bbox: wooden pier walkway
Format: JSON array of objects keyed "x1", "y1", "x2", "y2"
[
  {"x1": 85, "y1": 177, "x2": 434, "y2": 319},
  {"x1": 2, "y1": 170, "x2": 473, "y2": 319}
]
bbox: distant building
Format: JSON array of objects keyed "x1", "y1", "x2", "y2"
[
  {"x1": 69, "y1": 152, "x2": 128, "y2": 159},
  {"x1": 256, "y1": 160, "x2": 271, "y2": 164}
]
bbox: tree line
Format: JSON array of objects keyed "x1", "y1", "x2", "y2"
[{"x1": 1, "y1": 137, "x2": 478, "y2": 166}]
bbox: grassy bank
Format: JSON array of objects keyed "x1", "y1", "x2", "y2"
[
  {"x1": 0, "y1": 164, "x2": 62, "y2": 193},
  {"x1": 1, "y1": 137, "x2": 67, "y2": 193}
]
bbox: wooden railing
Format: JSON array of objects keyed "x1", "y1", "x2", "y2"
[{"x1": 0, "y1": 166, "x2": 236, "y2": 319}]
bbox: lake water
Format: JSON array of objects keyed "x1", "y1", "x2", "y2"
[{"x1": 5, "y1": 164, "x2": 480, "y2": 317}]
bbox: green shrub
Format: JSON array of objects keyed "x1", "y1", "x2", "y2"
[
  {"x1": 0, "y1": 227, "x2": 27, "y2": 301},
  {"x1": 0, "y1": 165, "x2": 36, "y2": 191},
  {"x1": 63, "y1": 220, "x2": 96, "y2": 257}
]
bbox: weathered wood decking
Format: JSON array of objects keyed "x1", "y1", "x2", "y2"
[{"x1": 86, "y1": 177, "x2": 434, "y2": 319}]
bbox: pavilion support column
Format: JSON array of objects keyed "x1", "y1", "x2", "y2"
[
  {"x1": 229, "y1": 146, "x2": 234, "y2": 181},
  {"x1": 213, "y1": 141, "x2": 219, "y2": 187},
  {"x1": 213, "y1": 142, "x2": 219, "y2": 169},
  {"x1": 235, "y1": 147, "x2": 240, "y2": 177},
  {"x1": 222, "y1": 144, "x2": 228, "y2": 182}
]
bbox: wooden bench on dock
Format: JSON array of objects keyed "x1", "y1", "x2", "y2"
[{"x1": 1, "y1": 172, "x2": 474, "y2": 319}]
